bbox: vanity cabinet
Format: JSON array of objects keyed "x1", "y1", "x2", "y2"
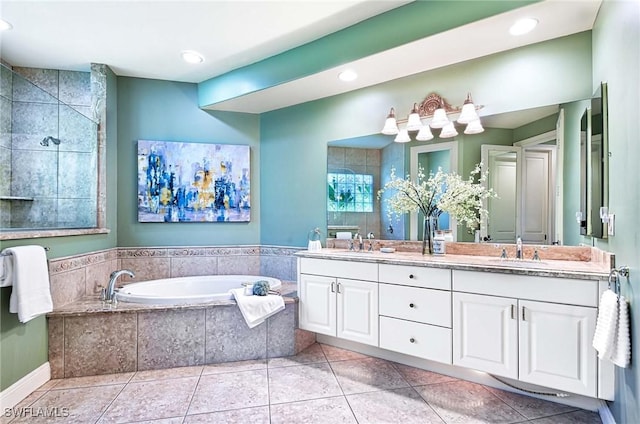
[
  {"x1": 378, "y1": 264, "x2": 453, "y2": 364},
  {"x1": 453, "y1": 270, "x2": 599, "y2": 397},
  {"x1": 299, "y1": 258, "x2": 379, "y2": 346}
]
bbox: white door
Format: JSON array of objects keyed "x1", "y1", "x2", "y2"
[
  {"x1": 519, "y1": 300, "x2": 597, "y2": 397},
  {"x1": 453, "y1": 292, "x2": 518, "y2": 379},
  {"x1": 337, "y1": 278, "x2": 379, "y2": 346},
  {"x1": 299, "y1": 274, "x2": 336, "y2": 336},
  {"x1": 521, "y1": 150, "x2": 550, "y2": 243},
  {"x1": 481, "y1": 145, "x2": 522, "y2": 243}
]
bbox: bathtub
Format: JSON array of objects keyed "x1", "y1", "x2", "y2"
[{"x1": 115, "y1": 275, "x2": 282, "y2": 305}]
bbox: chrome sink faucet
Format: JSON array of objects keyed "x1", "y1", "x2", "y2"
[{"x1": 106, "y1": 269, "x2": 135, "y2": 301}]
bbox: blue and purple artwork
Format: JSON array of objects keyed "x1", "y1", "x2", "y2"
[{"x1": 137, "y1": 140, "x2": 250, "y2": 222}]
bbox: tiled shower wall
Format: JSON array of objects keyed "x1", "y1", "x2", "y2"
[
  {"x1": 327, "y1": 146, "x2": 381, "y2": 238},
  {"x1": 47, "y1": 245, "x2": 301, "y2": 309},
  {"x1": 0, "y1": 65, "x2": 98, "y2": 229}
]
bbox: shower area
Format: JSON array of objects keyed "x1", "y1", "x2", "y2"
[{"x1": 0, "y1": 64, "x2": 98, "y2": 231}]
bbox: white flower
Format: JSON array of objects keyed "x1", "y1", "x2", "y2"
[{"x1": 377, "y1": 163, "x2": 496, "y2": 231}]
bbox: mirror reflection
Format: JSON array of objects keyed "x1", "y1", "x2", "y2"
[{"x1": 326, "y1": 104, "x2": 570, "y2": 243}]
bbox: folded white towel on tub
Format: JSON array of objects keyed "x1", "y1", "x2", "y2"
[
  {"x1": 3, "y1": 246, "x2": 53, "y2": 323},
  {"x1": 231, "y1": 288, "x2": 285, "y2": 329}
]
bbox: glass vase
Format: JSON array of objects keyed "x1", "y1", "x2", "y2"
[{"x1": 422, "y1": 216, "x2": 436, "y2": 255}]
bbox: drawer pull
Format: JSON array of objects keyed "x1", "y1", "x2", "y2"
[
  {"x1": 331, "y1": 282, "x2": 336, "y2": 293},
  {"x1": 409, "y1": 274, "x2": 415, "y2": 279},
  {"x1": 409, "y1": 303, "x2": 415, "y2": 308},
  {"x1": 409, "y1": 337, "x2": 416, "y2": 343},
  {"x1": 511, "y1": 304, "x2": 516, "y2": 320}
]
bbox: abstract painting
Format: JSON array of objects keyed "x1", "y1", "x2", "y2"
[{"x1": 137, "y1": 140, "x2": 250, "y2": 222}]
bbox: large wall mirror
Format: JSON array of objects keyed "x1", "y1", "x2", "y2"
[
  {"x1": 579, "y1": 82, "x2": 609, "y2": 239},
  {"x1": 326, "y1": 101, "x2": 589, "y2": 245}
]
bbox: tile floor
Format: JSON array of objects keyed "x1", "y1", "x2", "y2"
[{"x1": 3, "y1": 343, "x2": 602, "y2": 424}]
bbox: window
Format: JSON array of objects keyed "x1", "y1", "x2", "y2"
[{"x1": 327, "y1": 172, "x2": 373, "y2": 212}]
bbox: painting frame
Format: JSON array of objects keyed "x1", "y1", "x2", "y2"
[{"x1": 137, "y1": 140, "x2": 250, "y2": 223}]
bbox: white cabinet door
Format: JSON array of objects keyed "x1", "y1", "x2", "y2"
[
  {"x1": 453, "y1": 292, "x2": 518, "y2": 379},
  {"x1": 299, "y1": 274, "x2": 336, "y2": 336},
  {"x1": 337, "y1": 278, "x2": 379, "y2": 346},
  {"x1": 519, "y1": 300, "x2": 597, "y2": 397}
]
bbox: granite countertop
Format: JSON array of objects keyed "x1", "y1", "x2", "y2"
[
  {"x1": 296, "y1": 249, "x2": 611, "y2": 280},
  {"x1": 49, "y1": 281, "x2": 298, "y2": 317}
]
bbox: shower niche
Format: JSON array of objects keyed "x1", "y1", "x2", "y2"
[{"x1": 0, "y1": 64, "x2": 99, "y2": 232}]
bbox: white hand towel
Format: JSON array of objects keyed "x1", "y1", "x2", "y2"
[
  {"x1": 610, "y1": 295, "x2": 631, "y2": 368},
  {"x1": 0, "y1": 255, "x2": 13, "y2": 287},
  {"x1": 231, "y1": 288, "x2": 285, "y2": 329},
  {"x1": 5, "y1": 246, "x2": 53, "y2": 323},
  {"x1": 592, "y1": 289, "x2": 618, "y2": 360}
]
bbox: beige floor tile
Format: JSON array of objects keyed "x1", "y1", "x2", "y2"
[
  {"x1": 51, "y1": 372, "x2": 135, "y2": 390},
  {"x1": 529, "y1": 409, "x2": 603, "y2": 424},
  {"x1": 201, "y1": 359, "x2": 266, "y2": 375},
  {"x1": 184, "y1": 406, "x2": 270, "y2": 424},
  {"x1": 188, "y1": 370, "x2": 269, "y2": 415},
  {"x1": 485, "y1": 386, "x2": 578, "y2": 420},
  {"x1": 1, "y1": 391, "x2": 47, "y2": 424},
  {"x1": 268, "y1": 363, "x2": 343, "y2": 404},
  {"x1": 100, "y1": 377, "x2": 198, "y2": 423},
  {"x1": 10, "y1": 385, "x2": 124, "y2": 424},
  {"x1": 416, "y1": 380, "x2": 527, "y2": 424},
  {"x1": 268, "y1": 342, "x2": 327, "y2": 368},
  {"x1": 346, "y1": 387, "x2": 445, "y2": 424},
  {"x1": 320, "y1": 343, "x2": 368, "y2": 361},
  {"x1": 393, "y1": 363, "x2": 459, "y2": 387},
  {"x1": 330, "y1": 357, "x2": 409, "y2": 395},
  {"x1": 270, "y1": 396, "x2": 357, "y2": 424},
  {"x1": 130, "y1": 366, "x2": 203, "y2": 382}
]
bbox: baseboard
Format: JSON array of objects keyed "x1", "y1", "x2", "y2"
[
  {"x1": 598, "y1": 400, "x2": 616, "y2": 424},
  {"x1": 0, "y1": 362, "x2": 50, "y2": 410}
]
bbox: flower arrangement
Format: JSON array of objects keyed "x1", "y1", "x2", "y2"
[{"x1": 377, "y1": 164, "x2": 496, "y2": 253}]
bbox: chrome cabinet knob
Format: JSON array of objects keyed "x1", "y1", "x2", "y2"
[
  {"x1": 409, "y1": 303, "x2": 415, "y2": 308},
  {"x1": 409, "y1": 338, "x2": 416, "y2": 343},
  {"x1": 409, "y1": 274, "x2": 415, "y2": 279}
]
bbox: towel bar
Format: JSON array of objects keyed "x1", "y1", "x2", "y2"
[
  {"x1": 608, "y1": 266, "x2": 631, "y2": 294},
  {"x1": 0, "y1": 246, "x2": 50, "y2": 257}
]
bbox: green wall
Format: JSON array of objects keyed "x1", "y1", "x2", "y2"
[
  {"x1": 592, "y1": 1, "x2": 640, "y2": 422},
  {"x1": 261, "y1": 33, "x2": 593, "y2": 247},
  {"x1": 0, "y1": 67, "x2": 119, "y2": 391},
  {"x1": 116, "y1": 77, "x2": 261, "y2": 247}
]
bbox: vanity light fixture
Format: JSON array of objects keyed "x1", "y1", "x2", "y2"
[
  {"x1": 509, "y1": 17, "x2": 538, "y2": 36},
  {"x1": 181, "y1": 50, "x2": 205, "y2": 64},
  {"x1": 0, "y1": 18, "x2": 12, "y2": 31},
  {"x1": 338, "y1": 69, "x2": 358, "y2": 82},
  {"x1": 382, "y1": 93, "x2": 484, "y2": 143}
]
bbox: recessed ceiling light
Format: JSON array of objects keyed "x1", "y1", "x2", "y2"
[
  {"x1": 338, "y1": 69, "x2": 358, "y2": 82},
  {"x1": 181, "y1": 50, "x2": 205, "y2": 64},
  {"x1": 0, "y1": 18, "x2": 13, "y2": 31},
  {"x1": 509, "y1": 18, "x2": 538, "y2": 36}
]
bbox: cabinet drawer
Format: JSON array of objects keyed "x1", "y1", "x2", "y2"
[
  {"x1": 299, "y1": 258, "x2": 378, "y2": 281},
  {"x1": 379, "y1": 284, "x2": 451, "y2": 327},
  {"x1": 379, "y1": 316, "x2": 451, "y2": 364},
  {"x1": 453, "y1": 270, "x2": 599, "y2": 307},
  {"x1": 379, "y1": 264, "x2": 450, "y2": 290}
]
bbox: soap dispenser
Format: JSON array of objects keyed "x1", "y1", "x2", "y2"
[{"x1": 516, "y1": 235, "x2": 523, "y2": 259}]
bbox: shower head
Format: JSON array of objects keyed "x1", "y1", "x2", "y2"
[{"x1": 40, "y1": 136, "x2": 61, "y2": 146}]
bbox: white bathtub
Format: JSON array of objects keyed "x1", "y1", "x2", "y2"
[{"x1": 115, "y1": 275, "x2": 282, "y2": 305}]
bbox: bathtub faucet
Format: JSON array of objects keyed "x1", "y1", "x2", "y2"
[{"x1": 106, "y1": 269, "x2": 135, "y2": 301}]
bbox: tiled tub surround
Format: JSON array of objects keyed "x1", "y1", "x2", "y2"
[{"x1": 45, "y1": 246, "x2": 314, "y2": 378}]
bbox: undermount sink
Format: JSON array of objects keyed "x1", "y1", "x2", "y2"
[{"x1": 487, "y1": 259, "x2": 548, "y2": 267}]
